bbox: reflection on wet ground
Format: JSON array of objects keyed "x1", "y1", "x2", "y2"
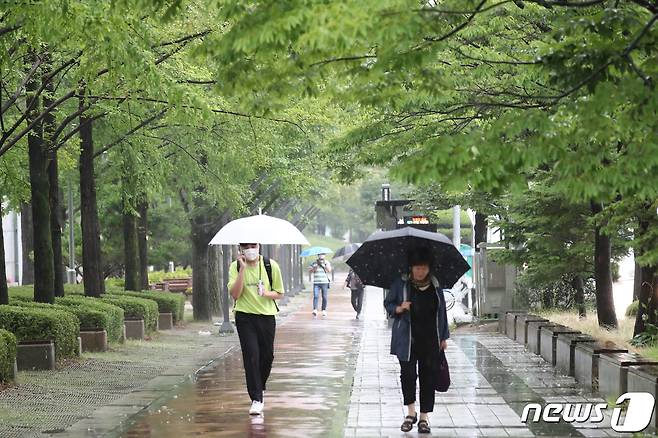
[
  {"x1": 120, "y1": 283, "x2": 362, "y2": 438},
  {"x1": 120, "y1": 281, "x2": 655, "y2": 438}
]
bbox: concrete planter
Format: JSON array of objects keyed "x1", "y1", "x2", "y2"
[
  {"x1": 80, "y1": 329, "x2": 108, "y2": 352},
  {"x1": 627, "y1": 365, "x2": 658, "y2": 432},
  {"x1": 16, "y1": 340, "x2": 56, "y2": 371},
  {"x1": 515, "y1": 315, "x2": 548, "y2": 346},
  {"x1": 598, "y1": 352, "x2": 658, "y2": 401},
  {"x1": 574, "y1": 342, "x2": 627, "y2": 392},
  {"x1": 498, "y1": 310, "x2": 526, "y2": 335},
  {"x1": 124, "y1": 319, "x2": 145, "y2": 340},
  {"x1": 505, "y1": 312, "x2": 524, "y2": 341},
  {"x1": 527, "y1": 321, "x2": 559, "y2": 355},
  {"x1": 540, "y1": 325, "x2": 580, "y2": 366},
  {"x1": 158, "y1": 313, "x2": 174, "y2": 330},
  {"x1": 555, "y1": 333, "x2": 596, "y2": 376}
]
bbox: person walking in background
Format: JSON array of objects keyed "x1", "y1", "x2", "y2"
[
  {"x1": 383, "y1": 246, "x2": 450, "y2": 434},
  {"x1": 309, "y1": 253, "x2": 332, "y2": 317},
  {"x1": 345, "y1": 268, "x2": 365, "y2": 319},
  {"x1": 228, "y1": 242, "x2": 284, "y2": 416}
]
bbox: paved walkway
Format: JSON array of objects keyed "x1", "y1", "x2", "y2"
[{"x1": 5, "y1": 276, "x2": 654, "y2": 437}]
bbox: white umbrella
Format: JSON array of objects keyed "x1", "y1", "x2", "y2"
[{"x1": 208, "y1": 214, "x2": 310, "y2": 245}]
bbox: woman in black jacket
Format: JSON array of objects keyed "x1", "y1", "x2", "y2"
[{"x1": 383, "y1": 246, "x2": 450, "y2": 434}]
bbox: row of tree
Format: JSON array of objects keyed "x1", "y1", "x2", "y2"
[
  {"x1": 184, "y1": 0, "x2": 658, "y2": 337},
  {"x1": 0, "y1": 1, "x2": 344, "y2": 319}
]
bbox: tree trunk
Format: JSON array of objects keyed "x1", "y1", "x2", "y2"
[
  {"x1": 633, "y1": 260, "x2": 641, "y2": 302},
  {"x1": 123, "y1": 207, "x2": 139, "y2": 291},
  {"x1": 137, "y1": 198, "x2": 149, "y2": 290},
  {"x1": 633, "y1": 263, "x2": 656, "y2": 337},
  {"x1": 591, "y1": 202, "x2": 617, "y2": 329},
  {"x1": 191, "y1": 221, "x2": 211, "y2": 320},
  {"x1": 0, "y1": 213, "x2": 8, "y2": 305},
  {"x1": 48, "y1": 153, "x2": 65, "y2": 297},
  {"x1": 572, "y1": 275, "x2": 586, "y2": 319},
  {"x1": 27, "y1": 66, "x2": 55, "y2": 304},
  {"x1": 20, "y1": 202, "x2": 34, "y2": 285},
  {"x1": 43, "y1": 62, "x2": 64, "y2": 298},
  {"x1": 541, "y1": 289, "x2": 553, "y2": 309},
  {"x1": 474, "y1": 212, "x2": 488, "y2": 248},
  {"x1": 79, "y1": 95, "x2": 104, "y2": 297},
  {"x1": 208, "y1": 245, "x2": 221, "y2": 317}
]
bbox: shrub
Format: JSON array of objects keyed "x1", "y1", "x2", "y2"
[
  {"x1": 56, "y1": 296, "x2": 124, "y2": 343},
  {"x1": 7, "y1": 286, "x2": 35, "y2": 301},
  {"x1": 0, "y1": 329, "x2": 17, "y2": 383},
  {"x1": 101, "y1": 295, "x2": 158, "y2": 333},
  {"x1": 0, "y1": 305, "x2": 79, "y2": 359},
  {"x1": 626, "y1": 300, "x2": 639, "y2": 317},
  {"x1": 114, "y1": 290, "x2": 185, "y2": 323},
  {"x1": 63, "y1": 284, "x2": 85, "y2": 295},
  {"x1": 148, "y1": 268, "x2": 192, "y2": 284},
  {"x1": 14, "y1": 301, "x2": 113, "y2": 342}
]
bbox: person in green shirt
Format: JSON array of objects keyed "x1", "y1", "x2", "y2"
[{"x1": 228, "y1": 242, "x2": 284, "y2": 416}]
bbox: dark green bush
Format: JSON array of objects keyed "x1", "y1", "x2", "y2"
[
  {"x1": 101, "y1": 295, "x2": 158, "y2": 333},
  {"x1": 115, "y1": 290, "x2": 185, "y2": 323},
  {"x1": 0, "y1": 305, "x2": 79, "y2": 359},
  {"x1": 14, "y1": 301, "x2": 113, "y2": 341},
  {"x1": 0, "y1": 329, "x2": 17, "y2": 383},
  {"x1": 7, "y1": 286, "x2": 34, "y2": 301},
  {"x1": 55, "y1": 296, "x2": 124, "y2": 343}
]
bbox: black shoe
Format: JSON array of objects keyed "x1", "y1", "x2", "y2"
[
  {"x1": 418, "y1": 419, "x2": 431, "y2": 434},
  {"x1": 400, "y1": 414, "x2": 417, "y2": 432}
]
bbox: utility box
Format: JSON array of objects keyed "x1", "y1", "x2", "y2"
[{"x1": 473, "y1": 243, "x2": 520, "y2": 318}]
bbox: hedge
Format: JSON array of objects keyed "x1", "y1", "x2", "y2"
[
  {"x1": 115, "y1": 290, "x2": 185, "y2": 323},
  {"x1": 13, "y1": 301, "x2": 116, "y2": 343},
  {"x1": 0, "y1": 329, "x2": 17, "y2": 383},
  {"x1": 101, "y1": 295, "x2": 158, "y2": 333},
  {"x1": 0, "y1": 305, "x2": 79, "y2": 359},
  {"x1": 55, "y1": 296, "x2": 125, "y2": 343}
]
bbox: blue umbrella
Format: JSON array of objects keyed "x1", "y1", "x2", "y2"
[{"x1": 300, "y1": 246, "x2": 333, "y2": 257}]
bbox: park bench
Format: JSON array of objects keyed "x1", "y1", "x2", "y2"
[{"x1": 151, "y1": 277, "x2": 192, "y2": 293}]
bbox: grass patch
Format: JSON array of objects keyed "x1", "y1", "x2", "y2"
[{"x1": 533, "y1": 309, "x2": 658, "y2": 360}]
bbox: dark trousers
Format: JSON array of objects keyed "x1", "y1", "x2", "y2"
[
  {"x1": 350, "y1": 288, "x2": 364, "y2": 314},
  {"x1": 235, "y1": 311, "x2": 276, "y2": 402},
  {"x1": 399, "y1": 344, "x2": 436, "y2": 413}
]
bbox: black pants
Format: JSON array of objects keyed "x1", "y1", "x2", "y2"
[
  {"x1": 235, "y1": 311, "x2": 276, "y2": 402},
  {"x1": 350, "y1": 288, "x2": 364, "y2": 314},
  {"x1": 399, "y1": 344, "x2": 436, "y2": 413}
]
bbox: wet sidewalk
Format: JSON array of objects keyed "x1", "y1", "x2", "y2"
[
  {"x1": 119, "y1": 276, "x2": 363, "y2": 437},
  {"x1": 111, "y1": 280, "x2": 653, "y2": 438},
  {"x1": 347, "y1": 291, "x2": 649, "y2": 437}
]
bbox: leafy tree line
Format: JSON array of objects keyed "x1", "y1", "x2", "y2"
[
  {"x1": 187, "y1": 0, "x2": 658, "y2": 337},
  {"x1": 0, "y1": 1, "x2": 342, "y2": 320}
]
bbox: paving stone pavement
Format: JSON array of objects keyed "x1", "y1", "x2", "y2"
[{"x1": 346, "y1": 288, "x2": 657, "y2": 438}]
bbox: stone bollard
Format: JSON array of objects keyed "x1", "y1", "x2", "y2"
[
  {"x1": 598, "y1": 352, "x2": 658, "y2": 401},
  {"x1": 16, "y1": 340, "x2": 56, "y2": 371},
  {"x1": 516, "y1": 315, "x2": 548, "y2": 346},
  {"x1": 124, "y1": 319, "x2": 145, "y2": 340},
  {"x1": 158, "y1": 313, "x2": 174, "y2": 330},
  {"x1": 499, "y1": 310, "x2": 526, "y2": 336},
  {"x1": 555, "y1": 333, "x2": 596, "y2": 376},
  {"x1": 80, "y1": 329, "x2": 108, "y2": 352},
  {"x1": 540, "y1": 325, "x2": 581, "y2": 366}
]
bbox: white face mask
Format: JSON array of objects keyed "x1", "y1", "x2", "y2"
[
  {"x1": 243, "y1": 248, "x2": 259, "y2": 261},
  {"x1": 318, "y1": 254, "x2": 325, "y2": 260}
]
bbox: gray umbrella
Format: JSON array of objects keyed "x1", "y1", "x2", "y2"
[
  {"x1": 346, "y1": 227, "x2": 470, "y2": 289},
  {"x1": 332, "y1": 243, "x2": 361, "y2": 261}
]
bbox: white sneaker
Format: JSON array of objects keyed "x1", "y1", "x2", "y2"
[
  {"x1": 249, "y1": 400, "x2": 264, "y2": 415},
  {"x1": 312, "y1": 309, "x2": 318, "y2": 316},
  {"x1": 322, "y1": 310, "x2": 327, "y2": 317}
]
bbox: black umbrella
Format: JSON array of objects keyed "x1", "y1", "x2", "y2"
[
  {"x1": 346, "y1": 227, "x2": 470, "y2": 289},
  {"x1": 332, "y1": 243, "x2": 361, "y2": 261}
]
